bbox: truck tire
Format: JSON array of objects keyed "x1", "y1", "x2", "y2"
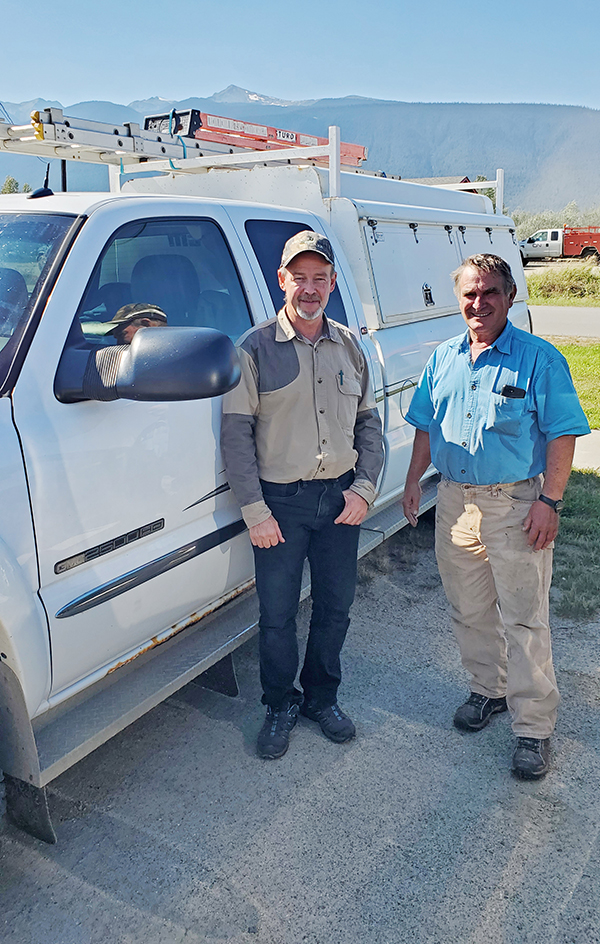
[{"x1": 581, "y1": 248, "x2": 600, "y2": 263}]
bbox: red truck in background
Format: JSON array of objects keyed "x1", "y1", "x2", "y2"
[{"x1": 519, "y1": 226, "x2": 600, "y2": 263}]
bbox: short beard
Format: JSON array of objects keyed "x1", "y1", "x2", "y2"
[{"x1": 295, "y1": 303, "x2": 323, "y2": 322}]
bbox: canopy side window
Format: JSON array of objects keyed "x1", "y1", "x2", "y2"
[{"x1": 244, "y1": 218, "x2": 347, "y2": 326}]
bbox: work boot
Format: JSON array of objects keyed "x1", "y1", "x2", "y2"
[
  {"x1": 300, "y1": 702, "x2": 356, "y2": 743},
  {"x1": 511, "y1": 737, "x2": 550, "y2": 780},
  {"x1": 453, "y1": 692, "x2": 508, "y2": 732},
  {"x1": 256, "y1": 703, "x2": 299, "y2": 759}
]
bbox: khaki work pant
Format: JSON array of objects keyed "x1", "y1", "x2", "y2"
[{"x1": 435, "y1": 476, "x2": 559, "y2": 738}]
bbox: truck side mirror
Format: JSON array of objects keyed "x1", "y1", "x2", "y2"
[{"x1": 54, "y1": 325, "x2": 241, "y2": 403}]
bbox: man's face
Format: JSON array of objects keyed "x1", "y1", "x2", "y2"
[
  {"x1": 278, "y1": 252, "x2": 336, "y2": 322},
  {"x1": 457, "y1": 267, "x2": 516, "y2": 341}
]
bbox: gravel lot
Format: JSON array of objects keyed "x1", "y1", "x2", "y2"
[{"x1": 2, "y1": 512, "x2": 599, "y2": 944}]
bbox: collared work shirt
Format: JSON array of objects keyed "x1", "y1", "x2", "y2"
[
  {"x1": 405, "y1": 320, "x2": 590, "y2": 484},
  {"x1": 221, "y1": 310, "x2": 383, "y2": 527}
]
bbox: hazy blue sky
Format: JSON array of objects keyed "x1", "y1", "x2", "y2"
[{"x1": 2, "y1": 0, "x2": 599, "y2": 110}]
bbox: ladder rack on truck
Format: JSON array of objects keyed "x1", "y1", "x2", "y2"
[{"x1": 0, "y1": 107, "x2": 505, "y2": 210}]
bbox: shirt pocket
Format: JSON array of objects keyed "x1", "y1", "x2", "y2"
[
  {"x1": 336, "y1": 375, "x2": 362, "y2": 433},
  {"x1": 486, "y1": 393, "x2": 526, "y2": 438}
]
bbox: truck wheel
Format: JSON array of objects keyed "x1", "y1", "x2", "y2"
[{"x1": 581, "y1": 248, "x2": 600, "y2": 263}]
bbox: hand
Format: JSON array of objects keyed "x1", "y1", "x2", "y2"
[
  {"x1": 249, "y1": 515, "x2": 285, "y2": 548},
  {"x1": 334, "y1": 490, "x2": 369, "y2": 526},
  {"x1": 523, "y1": 500, "x2": 559, "y2": 551},
  {"x1": 402, "y1": 481, "x2": 422, "y2": 528}
]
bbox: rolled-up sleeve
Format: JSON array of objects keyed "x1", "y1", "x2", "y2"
[
  {"x1": 532, "y1": 354, "x2": 590, "y2": 441},
  {"x1": 405, "y1": 361, "x2": 434, "y2": 432}
]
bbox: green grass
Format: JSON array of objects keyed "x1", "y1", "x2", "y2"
[
  {"x1": 526, "y1": 262, "x2": 600, "y2": 306},
  {"x1": 552, "y1": 341, "x2": 600, "y2": 429},
  {"x1": 553, "y1": 470, "x2": 600, "y2": 620},
  {"x1": 528, "y1": 293, "x2": 600, "y2": 308}
]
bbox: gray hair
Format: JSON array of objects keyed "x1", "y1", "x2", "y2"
[{"x1": 451, "y1": 254, "x2": 516, "y2": 297}]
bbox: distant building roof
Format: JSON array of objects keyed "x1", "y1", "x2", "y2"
[{"x1": 404, "y1": 175, "x2": 472, "y2": 186}]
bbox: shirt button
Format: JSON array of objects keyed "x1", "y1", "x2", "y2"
[
  {"x1": 319, "y1": 409, "x2": 325, "y2": 414},
  {"x1": 322, "y1": 439, "x2": 327, "y2": 444},
  {"x1": 471, "y1": 384, "x2": 476, "y2": 390},
  {"x1": 466, "y1": 413, "x2": 472, "y2": 418},
  {"x1": 461, "y1": 470, "x2": 466, "y2": 474},
  {"x1": 317, "y1": 378, "x2": 323, "y2": 383},
  {"x1": 461, "y1": 442, "x2": 467, "y2": 447}
]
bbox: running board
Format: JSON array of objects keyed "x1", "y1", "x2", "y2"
[
  {"x1": 358, "y1": 475, "x2": 439, "y2": 557},
  {"x1": 7, "y1": 477, "x2": 438, "y2": 842},
  {"x1": 31, "y1": 592, "x2": 260, "y2": 789}
]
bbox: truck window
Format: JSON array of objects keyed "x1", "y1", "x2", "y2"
[
  {"x1": 76, "y1": 218, "x2": 253, "y2": 344},
  {"x1": 244, "y1": 219, "x2": 348, "y2": 326},
  {"x1": 0, "y1": 212, "x2": 77, "y2": 394},
  {"x1": 0, "y1": 213, "x2": 75, "y2": 351},
  {"x1": 531, "y1": 231, "x2": 548, "y2": 242},
  {"x1": 550, "y1": 231, "x2": 559, "y2": 240}
]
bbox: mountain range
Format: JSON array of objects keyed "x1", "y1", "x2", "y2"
[{"x1": 2, "y1": 86, "x2": 600, "y2": 211}]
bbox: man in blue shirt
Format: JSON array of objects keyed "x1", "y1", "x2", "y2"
[{"x1": 403, "y1": 253, "x2": 590, "y2": 780}]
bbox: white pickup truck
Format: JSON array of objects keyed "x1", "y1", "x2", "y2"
[{"x1": 0, "y1": 109, "x2": 529, "y2": 842}]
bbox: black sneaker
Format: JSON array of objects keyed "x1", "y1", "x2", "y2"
[
  {"x1": 300, "y1": 702, "x2": 356, "y2": 743},
  {"x1": 453, "y1": 692, "x2": 508, "y2": 732},
  {"x1": 256, "y1": 704, "x2": 299, "y2": 760},
  {"x1": 511, "y1": 737, "x2": 550, "y2": 780}
]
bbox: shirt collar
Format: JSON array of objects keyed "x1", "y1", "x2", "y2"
[
  {"x1": 494, "y1": 319, "x2": 514, "y2": 354},
  {"x1": 456, "y1": 318, "x2": 514, "y2": 356},
  {"x1": 275, "y1": 308, "x2": 343, "y2": 344}
]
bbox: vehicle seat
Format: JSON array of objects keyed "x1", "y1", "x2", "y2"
[
  {"x1": 95, "y1": 282, "x2": 132, "y2": 319},
  {"x1": 130, "y1": 255, "x2": 200, "y2": 325}
]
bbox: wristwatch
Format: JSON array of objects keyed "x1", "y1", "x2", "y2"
[{"x1": 538, "y1": 494, "x2": 564, "y2": 513}]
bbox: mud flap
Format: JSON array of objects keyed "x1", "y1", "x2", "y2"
[
  {"x1": 4, "y1": 774, "x2": 57, "y2": 844},
  {"x1": 194, "y1": 651, "x2": 239, "y2": 697}
]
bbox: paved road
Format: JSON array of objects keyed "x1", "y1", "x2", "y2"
[
  {"x1": 574, "y1": 429, "x2": 600, "y2": 471},
  {"x1": 530, "y1": 304, "x2": 600, "y2": 338},
  {"x1": 2, "y1": 518, "x2": 599, "y2": 944}
]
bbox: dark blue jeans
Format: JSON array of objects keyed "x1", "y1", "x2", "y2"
[{"x1": 253, "y1": 470, "x2": 360, "y2": 709}]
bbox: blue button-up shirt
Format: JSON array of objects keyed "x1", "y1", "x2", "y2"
[{"x1": 405, "y1": 320, "x2": 590, "y2": 484}]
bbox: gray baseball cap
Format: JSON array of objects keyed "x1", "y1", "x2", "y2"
[{"x1": 280, "y1": 231, "x2": 335, "y2": 269}]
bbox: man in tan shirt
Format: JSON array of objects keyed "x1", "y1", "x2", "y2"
[{"x1": 221, "y1": 231, "x2": 383, "y2": 759}]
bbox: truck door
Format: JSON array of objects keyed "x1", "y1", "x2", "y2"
[
  {"x1": 526, "y1": 230, "x2": 550, "y2": 258},
  {"x1": 12, "y1": 209, "x2": 263, "y2": 701},
  {"x1": 548, "y1": 230, "x2": 561, "y2": 257}
]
